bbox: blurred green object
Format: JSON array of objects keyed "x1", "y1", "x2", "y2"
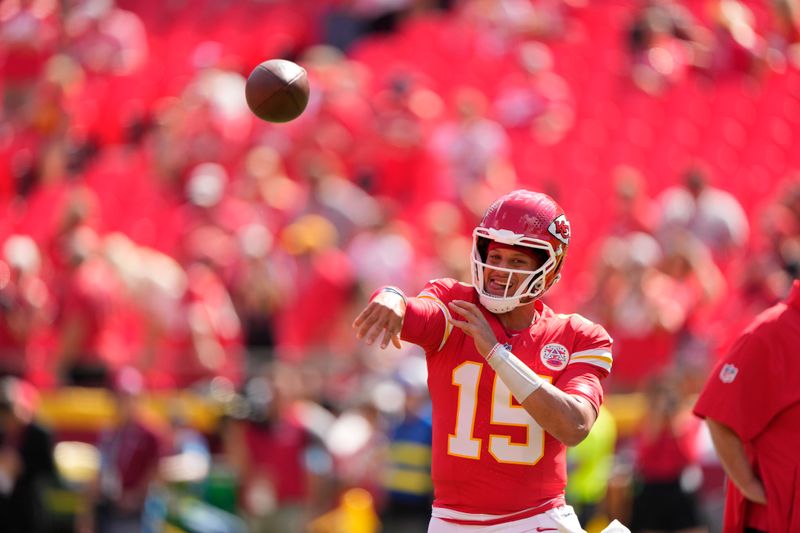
[
  {"x1": 567, "y1": 405, "x2": 618, "y2": 522},
  {"x1": 167, "y1": 494, "x2": 247, "y2": 533},
  {"x1": 202, "y1": 463, "x2": 240, "y2": 515}
]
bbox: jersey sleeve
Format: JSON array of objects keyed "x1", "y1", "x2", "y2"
[
  {"x1": 693, "y1": 331, "x2": 776, "y2": 441},
  {"x1": 401, "y1": 279, "x2": 460, "y2": 354},
  {"x1": 566, "y1": 314, "x2": 614, "y2": 377},
  {"x1": 555, "y1": 364, "x2": 605, "y2": 414}
]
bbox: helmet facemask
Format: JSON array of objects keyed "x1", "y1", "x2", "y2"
[{"x1": 470, "y1": 227, "x2": 559, "y2": 314}]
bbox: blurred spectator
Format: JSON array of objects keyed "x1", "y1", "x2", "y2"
[
  {"x1": 9, "y1": 138, "x2": 88, "y2": 249},
  {"x1": 656, "y1": 230, "x2": 726, "y2": 375},
  {"x1": 77, "y1": 367, "x2": 164, "y2": 533},
  {"x1": 707, "y1": 0, "x2": 768, "y2": 80},
  {"x1": 175, "y1": 261, "x2": 243, "y2": 388},
  {"x1": 418, "y1": 201, "x2": 471, "y2": 283},
  {"x1": 322, "y1": 0, "x2": 454, "y2": 51},
  {"x1": 770, "y1": 0, "x2": 800, "y2": 55},
  {"x1": 274, "y1": 215, "x2": 356, "y2": 363},
  {"x1": 295, "y1": 150, "x2": 383, "y2": 245},
  {"x1": 364, "y1": 74, "x2": 446, "y2": 217},
  {"x1": 625, "y1": 0, "x2": 707, "y2": 93},
  {"x1": 180, "y1": 162, "x2": 241, "y2": 269},
  {"x1": 100, "y1": 234, "x2": 181, "y2": 389},
  {"x1": 701, "y1": 254, "x2": 784, "y2": 370},
  {"x1": 0, "y1": 0, "x2": 58, "y2": 122},
  {"x1": 323, "y1": 0, "x2": 413, "y2": 52},
  {"x1": 379, "y1": 357, "x2": 432, "y2": 533},
  {"x1": 695, "y1": 178, "x2": 800, "y2": 363},
  {"x1": 459, "y1": 0, "x2": 571, "y2": 49},
  {"x1": 0, "y1": 236, "x2": 50, "y2": 379},
  {"x1": 429, "y1": 87, "x2": 513, "y2": 214},
  {"x1": 53, "y1": 225, "x2": 125, "y2": 387},
  {"x1": 756, "y1": 175, "x2": 800, "y2": 283},
  {"x1": 629, "y1": 374, "x2": 707, "y2": 533},
  {"x1": 63, "y1": 0, "x2": 148, "y2": 76},
  {"x1": 325, "y1": 393, "x2": 389, "y2": 516},
  {"x1": 347, "y1": 215, "x2": 417, "y2": 293},
  {"x1": 582, "y1": 233, "x2": 685, "y2": 391},
  {"x1": 494, "y1": 41, "x2": 575, "y2": 145},
  {"x1": 224, "y1": 363, "x2": 326, "y2": 533},
  {"x1": 231, "y1": 145, "x2": 304, "y2": 228},
  {"x1": 229, "y1": 224, "x2": 285, "y2": 371},
  {"x1": 609, "y1": 165, "x2": 659, "y2": 236},
  {"x1": 657, "y1": 165, "x2": 749, "y2": 266},
  {"x1": 0, "y1": 377, "x2": 57, "y2": 533},
  {"x1": 430, "y1": 87, "x2": 510, "y2": 185}
]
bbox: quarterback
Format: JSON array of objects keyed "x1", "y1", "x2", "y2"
[{"x1": 354, "y1": 190, "x2": 623, "y2": 532}]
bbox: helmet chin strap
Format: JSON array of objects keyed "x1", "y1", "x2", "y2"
[{"x1": 479, "y1": 294, "x2": 519, "y2": 314}]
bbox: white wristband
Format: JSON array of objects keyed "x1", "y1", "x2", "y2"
[
  {"x1": 380, "y1": 286, "x2": 407, "y2": 305},
  {"x1": 486, "y1": 344, "x2": 544, "y2": 402}
]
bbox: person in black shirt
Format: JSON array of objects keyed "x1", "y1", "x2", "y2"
[{"x1": 0, "y1": 377, "x2": 57, "y2": 533}]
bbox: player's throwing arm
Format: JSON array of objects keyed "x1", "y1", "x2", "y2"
[{"x1": 353, "y1": 287, "x2": 407, "y2": 349}]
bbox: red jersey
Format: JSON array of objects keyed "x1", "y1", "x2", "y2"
[
  {"x1": 694, "y1": 280, "x2": 800, "y2": 533},
  {"x1": 401, "y1": 278, "x2": 612, "y2": 524},
  {"x1": 240, "y1": 416, "x2": 309, "y2": 508}
]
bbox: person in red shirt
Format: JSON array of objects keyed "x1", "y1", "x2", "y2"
[
  {"x1": 52, "y1": 226, "x2": 123, "y2": 387},
  {"x1": 354, "y1": 190, "x2": 626, "y2": 532},
  {"x1": 223, "y1": 363, "x2": 322, "y2": 533},
  {"x1": 76, "y1": 367, "x2": 163, "y2": 533},
  {"x1": 631, "y1": 375, "x2": 707, "y2": 533},
  {"x1": 693, "y1": 279, "x2": 800, "y2": 533}
]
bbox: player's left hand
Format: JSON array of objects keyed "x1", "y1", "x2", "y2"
[{"x1": 448, "y1": 300, "x2": 498, "y2": 358}]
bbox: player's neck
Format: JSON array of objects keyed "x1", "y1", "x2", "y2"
[{"x1": 496, "y1": 303, "x2": 539, "y2": 334}]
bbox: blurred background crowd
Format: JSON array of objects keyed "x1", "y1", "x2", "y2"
[{"x1": 1, "y1": 0, "x2": 800, "y2": 531}]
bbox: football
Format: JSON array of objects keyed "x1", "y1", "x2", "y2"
[{"x1": 245, "y1": 59, "x2": 310, "y2": 123}]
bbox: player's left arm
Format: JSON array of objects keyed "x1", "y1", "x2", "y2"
[
  {"x1": 448, "y1": 300, "x2": 601, "y2": 446},
  {"x1": 520, "y1": 376, "x2": 598, "y2": 447}
]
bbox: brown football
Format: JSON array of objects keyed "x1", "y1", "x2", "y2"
[{"x1": 245, "y1": 59, "x2": 309, "y2": 123}]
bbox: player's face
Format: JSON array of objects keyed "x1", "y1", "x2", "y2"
[{"x1": 483, "y1": 247, "x2": 540, "y2": 297}]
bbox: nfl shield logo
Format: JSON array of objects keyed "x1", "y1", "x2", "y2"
[
  {"x1": 719, "y1": 363, "x2": 738, "y2": 384},
  {"x1": 540, "y1": 343, "x2": 569, "y2": 371}
]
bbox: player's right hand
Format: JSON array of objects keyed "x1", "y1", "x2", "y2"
[{"x1": 352, "y1": 290, "x2": 406, "y2": 349}]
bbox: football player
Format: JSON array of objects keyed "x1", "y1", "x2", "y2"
[{"x1": 354, "y1": 190, "x2": 620, "y2": 532}]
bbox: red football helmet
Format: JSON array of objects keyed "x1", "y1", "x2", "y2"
[{"x1": 471, "y1": 190, "x2": 570, "y2": 313}]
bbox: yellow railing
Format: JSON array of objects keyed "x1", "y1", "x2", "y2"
[
  {"x1": 36, "y1": 388, "x2": 650, "y2": 437},
  {"x1": 37, "y1": 388, "x2": 223, "y2": 434}
]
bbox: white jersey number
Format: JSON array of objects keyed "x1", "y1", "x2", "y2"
[{"x1": 448, "y1": 361, "x2": 546, "y2": 465}]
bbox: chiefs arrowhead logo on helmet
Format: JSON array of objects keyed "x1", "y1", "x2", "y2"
[{"x1": 548, "y1": 214, "x2": 570, "y2": 244}]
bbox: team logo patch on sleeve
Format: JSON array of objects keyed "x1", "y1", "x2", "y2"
[
  {"x1": 719, "y1": 363, "x2": 738, "y2": 383},
  {"x1": 540, "y1": 343, "x2": 569, "y2": 371}
]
